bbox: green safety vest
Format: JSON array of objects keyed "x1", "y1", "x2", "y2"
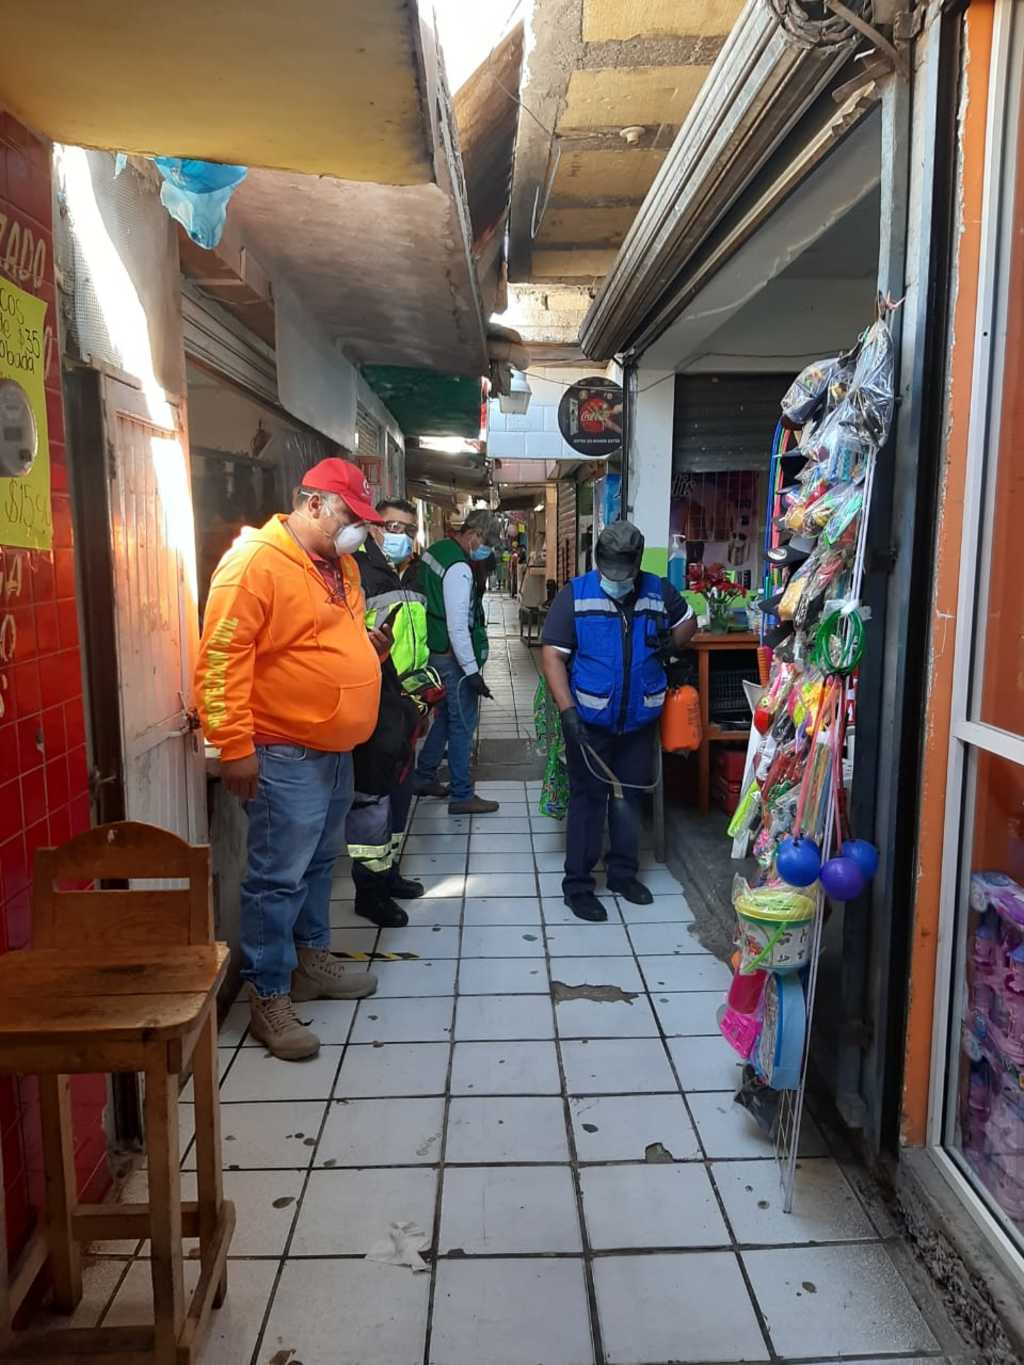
[
  {"x1": 364, "y1": 587, "x2": 428, "y2": 680},
  {"x1": 420, "y1": 538, "x2": 489, "y2": 666}
]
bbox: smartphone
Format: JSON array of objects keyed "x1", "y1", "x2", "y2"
[{"x1": 378, "y1": 601, "x2": 402, "y2": 633}]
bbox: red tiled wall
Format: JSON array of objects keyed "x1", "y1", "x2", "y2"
[{"x1": 0, "y1": 116, "x2": 109, "y2": 1257}]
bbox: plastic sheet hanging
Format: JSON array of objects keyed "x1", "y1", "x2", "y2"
[{"x1": 153, "y1": 158, "x2": 248, "y2": 250}]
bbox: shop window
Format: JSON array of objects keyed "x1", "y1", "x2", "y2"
[
  {"x1": 970, "y1": 77, "x2": 1024, "y2": 740},
  {"x1": 948, "y1": 750, "x2": 1024, "y2": 1239}
]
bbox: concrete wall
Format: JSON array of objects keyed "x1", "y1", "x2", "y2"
[
  {"x1": 487, "y1": 365, "x2": 614, "y2": 462},
  {"x1": 626, "y1": 368, "x2": 675, "y2": 576},
  {"x1": 684, "y1": 277, "x2": 879, "y2": 372}
]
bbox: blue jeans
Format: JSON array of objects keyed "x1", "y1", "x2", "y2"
[
  {"x1": 241, "y1": 745, "x2": 354, "y2": 996},
  {"x1": 415, "y1": 653, "x2": 478, "y2": 802}
]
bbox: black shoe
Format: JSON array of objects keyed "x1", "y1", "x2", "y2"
[
  {"x1": 414, "y1": 779, "x2": 450, "y2": 798},
  {"x1": 390, "y1": 872, "x2": 425, "y2": 899},
  {"x1": 607, "y1": 878, "x2": 654, "y2": 905},
  {"x1": 564, "y1": 892, "x2": 609, "y2": 923},
  {"x1": 354, "y1": 894, "x2": 409, "y2": 928}
]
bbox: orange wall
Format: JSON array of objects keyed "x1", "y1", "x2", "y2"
[{"x1": 900, "y1": 0, "x2": 995, "y2": 1148}]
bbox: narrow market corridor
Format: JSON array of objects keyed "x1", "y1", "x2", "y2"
[{"x1": 82, "y1": 606, "x2": 948, "y2": 1364}]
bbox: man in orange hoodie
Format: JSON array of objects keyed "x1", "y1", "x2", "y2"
[{"x1": 195, "y1": 458, "x2": 386, "y2": 1060}]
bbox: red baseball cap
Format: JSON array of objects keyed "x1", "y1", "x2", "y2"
[{"x1": 300, "y1": 458, "x2": 383, "y2": 523}]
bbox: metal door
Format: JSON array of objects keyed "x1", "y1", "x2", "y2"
[{"x1": 101, "y1": 373, "x2": 206, "y2": 841}]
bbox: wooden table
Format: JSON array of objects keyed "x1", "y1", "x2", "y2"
[{"x1": 688, "y1": 631, "x2": 759, "y2": 816}]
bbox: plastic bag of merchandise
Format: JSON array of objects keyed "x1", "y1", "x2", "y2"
[
  {"x1": 780, "y1": 465, "x2": 831, "y2": 533},
  {"x1": 821, "y1": 482, "x2": 866, "y2": 548},
  {"x1": 778, "y1": 560, "x2": 815, "y2": 621},
  {"x1": 793, "y1": 545, "x2": 852, "y2": 629},
  {"x1": 734, "y1": 1063, "x2": 781, "y2": 1134},
  {"x1": 847, "y1": 319, "x2": 896, "y2": 446},
  {"x1": 822, "y1": 410, "x2": 872, "y2": 483},
  {"x1": 781, "y1": 358, "x2": 840, "y2": 426}
]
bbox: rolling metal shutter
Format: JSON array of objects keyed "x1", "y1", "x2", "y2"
[
  {"x1": 181, "y1": 281, "x2": 278, "y2": 404},
  {"x1": 556, "y1": 479, "x2": 576, "y2": 586},
  {"x1": 355, "y1": 404, "x2": 384, "y2": 506},
  {"x1": 672, "y1": 374, "x2": 788, "y2": 473}
]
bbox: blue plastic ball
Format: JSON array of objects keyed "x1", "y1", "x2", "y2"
[
  {"x1": 841, "y1": 838, "x2": 879, "y2": 883},
  {"x1": 820, "y1": 856, "x2": 867, "y2": 902},
  {"x1": 776, "y1": 837, "x2": 821, "y2": 888}
]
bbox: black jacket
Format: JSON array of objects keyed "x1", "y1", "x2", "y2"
[{"x1": 351, "y1": 538, "x2": 420, "y2": 795}]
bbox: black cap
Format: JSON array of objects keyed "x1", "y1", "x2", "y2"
[
  {"x1": 765, "y1": 620, "x2": 795, "y2": 650},
  {"x1": 766, "y1": 534, "x2": 816, "y2": 567},
  {"x1": 595, "y1": 521, "x2": 645, "y2": 581}
]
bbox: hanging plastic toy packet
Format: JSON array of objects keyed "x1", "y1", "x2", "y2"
[
  {"x1": 822, "y1": 484, "x2": 865, "y2": 547},
  {"x1": 847, "y1": 319, "x2": 896, "y2": 446},
  {"x1": 780, "y1": 358, "x2": 839, "y2": 426}
]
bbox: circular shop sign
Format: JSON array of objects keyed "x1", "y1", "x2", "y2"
[{"x1": 557, "y1": 376, "x2": 623, "y2": 457}]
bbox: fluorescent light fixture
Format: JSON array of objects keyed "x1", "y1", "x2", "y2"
[
  {"x1": 498, "y1": 369, "x2": 531, "y2": 416},
  {"x1": 419, "y1": 437, "x2": 478, "y2": 455},
  {"x1": 533, "y1": 502, "x2": 544, "y2": 512}
]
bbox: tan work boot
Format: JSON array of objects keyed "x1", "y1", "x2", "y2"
[
  {"x1": 247, "y1": 989, "x2": 320, "y2": 1061},
  {"x1": 448, "y1": 795, "x2": 500, "y2": 815},
  {"x1": 292, "y1": 948, "x2": 378, "y2": 1002}
]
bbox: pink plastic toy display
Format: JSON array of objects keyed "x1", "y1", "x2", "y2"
[{"x1": 960, "y1": 873, "x2": 1024, "y2": 1227}]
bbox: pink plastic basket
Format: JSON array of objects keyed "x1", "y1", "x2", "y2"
[{"x1": 718, "y1": 1003, "x2": 762, "y2": 1060}]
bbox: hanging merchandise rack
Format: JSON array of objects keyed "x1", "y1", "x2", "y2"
[{"x1": 717, "y1": 298, "x2": 900, "y2": 1212}]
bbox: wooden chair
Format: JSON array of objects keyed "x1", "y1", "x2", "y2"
[{"x1": 0, "y1": 822, "x2": 233, "y2": 1364}]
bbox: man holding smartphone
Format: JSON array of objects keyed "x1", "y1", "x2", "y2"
[{"x1": 344, "y1": 498, "x2": 432, "y2": 926}]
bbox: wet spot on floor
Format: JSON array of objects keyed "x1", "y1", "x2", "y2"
[
  {"x1": 758, "y1": 1200, "x2": 770, "y2": 1209},
  {"x1": 582, "y1": 1123, "x2": 599, "y2": 1133},
  {"x1": 645, "y1": 1142, "x2": 674, "y2": 1163},
  {"x1": 322, "y1": 1158, "x2": 337, "y2": 1167},
  {"x1": 522, "y1": 934, "x2": 538, "y2": 941},
  {"x1": 273, "y1": 1196, "x2": 296, "y2": 1209},
  {"x1": 802, "y1": 1281, "x2": 817, "y2": 1294},
  {"x1": 551, "y1": 981, "x2": 638, "y2": 1005},
  {"x1": 303, "y1": 1137, "x2": 316, "y2": 1147}
]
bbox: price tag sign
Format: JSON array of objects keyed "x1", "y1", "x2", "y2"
[{"x1": 0, "y1": 275, "x2": 51, "y2": 550}]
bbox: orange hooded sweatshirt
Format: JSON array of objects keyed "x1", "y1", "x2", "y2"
[{"x1": 195, "y1": 515, "x2": 381, "y2": 761}]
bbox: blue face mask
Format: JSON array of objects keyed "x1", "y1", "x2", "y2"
[
  {"x1": 470, "y1": 544, "x2": 492, "y2": 561},
  {"x1": 382, "y1": 531, "x2": 413, "y2": 563},
  {"x1": 600, "y1": 574, "x2": 634, "y2": 599}
]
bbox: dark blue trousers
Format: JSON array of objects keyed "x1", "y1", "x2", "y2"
[{"x1": 563, "y1": 722, "x2": 656, "y2": 898}]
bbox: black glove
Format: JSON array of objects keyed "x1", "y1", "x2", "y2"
[
  {"x1": 560, "y1": 706, "x2": 581, "y2": 745},
  {"x1": 465, "y1": 671, "x2": 492, "y2": 699}
]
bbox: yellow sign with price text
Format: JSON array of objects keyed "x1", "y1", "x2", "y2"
[{"x1": 0, "y1": 275, "x2": 51, "y2": 550}]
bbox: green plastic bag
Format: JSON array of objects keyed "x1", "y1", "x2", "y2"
[{"x1": 533, "y1": 678, "x2": 569, "y2": 819}]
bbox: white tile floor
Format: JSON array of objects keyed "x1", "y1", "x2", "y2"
[{"x1": 84, "y1": 598, "x2": 946, "y2": 1364}]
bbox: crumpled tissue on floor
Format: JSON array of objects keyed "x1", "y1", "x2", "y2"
[{"x1": 366, "y1": 1221, "x2": 430, "y2": 1272}]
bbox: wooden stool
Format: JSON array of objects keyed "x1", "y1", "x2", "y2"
[{"x1": 0, "y1": 822, "x2": 234, "y2": 1364}]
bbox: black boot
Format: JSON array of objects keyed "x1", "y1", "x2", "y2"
[
  {"x1": 354, "y1": 889, "x2": 409, "y2": 928},
  {"x1": 564, "y1": 892, "x2": 609, "y2": 923},
  {"x1": 607, "y1": 877, "x2": 654, "y2": 905},
  {"x1": 389, "y1": 869, "x2": 425, "y2": 899}
]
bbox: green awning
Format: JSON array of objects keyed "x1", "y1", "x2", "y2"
[{"x1": 362, "y1": 367, "x2": 483, "y2": 440}]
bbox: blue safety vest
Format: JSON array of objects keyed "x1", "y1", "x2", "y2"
[{"x1": 569, "y1": 570, "x2": 669, "y2": 733}]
